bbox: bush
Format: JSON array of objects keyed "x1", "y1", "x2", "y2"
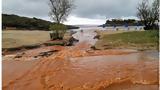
[
  {"x1": 49, "y1": 23, "x2": 67, "y2": 40},
  {"x1": 49, "y1": 23, "x2": 67, "y2": 30}
]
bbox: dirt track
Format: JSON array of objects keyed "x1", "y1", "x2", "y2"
[{"x1": 2, "y1": 30, "x2": 159, "y2": 90}]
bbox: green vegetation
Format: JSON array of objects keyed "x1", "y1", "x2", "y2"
[
  {"x1": 104, "y1": 19, "x2": 143, "y2": 26},
  {"x1": 2, "y1": 14, "x2": 79, "y2": 30},
  {"x1": 95, "y1": 30, "x2": 159, "y2": 50},
  {"x1": 49, "y1": 23, "x2": 67, "y2": 31},
  {"x1": 49, "y1": 24, "x2": 67, "y2": 40}
]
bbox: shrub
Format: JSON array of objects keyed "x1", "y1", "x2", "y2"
[{"x1": 49, "y1": 23, "x2": 67, "y2": 40}]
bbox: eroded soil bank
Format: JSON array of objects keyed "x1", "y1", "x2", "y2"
[{"x1": 2, "y1": 30, "x2": 159, "y2": 90}]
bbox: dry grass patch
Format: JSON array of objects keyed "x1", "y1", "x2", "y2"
[{"x1": 2, "y1": 30, "x2": 50, "y2": 48}]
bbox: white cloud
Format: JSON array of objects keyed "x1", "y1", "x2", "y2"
[
  {"x1": 64, "y1": 16, "x2": 106, "y2": 25},
  {"x1": 63, "y1": 15, "x2": 139, "y2": 25},
  {"x1": 121, "y1": 16, "x2": 139, "y2": 20}
]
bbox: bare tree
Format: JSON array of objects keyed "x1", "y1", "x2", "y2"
[
  {"x1": 137, "y1": 0, "x2": 149, "y2": 25},
  {"x1": 151, "y1": 0, "x2": 159, "y2": 22},
  {"x1": 49, "y1": 0, "x2": 74, "y2": 24},
  {"x1": 137, "y1": 0, "x2": 159, "y2": 30},
  {"x1": 48, "y1": 0, "x2": 74, "y2": 40}
]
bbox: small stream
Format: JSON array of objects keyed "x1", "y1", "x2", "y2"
[{"x1": 72, "y1": 29, "x2": 98, "y2": 46}]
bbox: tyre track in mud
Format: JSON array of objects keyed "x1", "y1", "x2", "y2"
[
  {"x1": 3, "y1": 46, "x2": 82, "y2": 90},
  {"x1": 2, "y1": 43, "x2": 139, "y2": 90},
  {"x1": 2, "y1": 30, "x2": 111, "y2": 89},
  {"x1": 3, "y1": 30, "x2": 158, "y2": 90},
  {"x1": 3, "y1": 48, "x2": 158, "y2": 90}
]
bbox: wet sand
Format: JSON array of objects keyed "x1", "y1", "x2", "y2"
[{"x1": 2, "y1": 30, "x2": 159, "y2": 90}]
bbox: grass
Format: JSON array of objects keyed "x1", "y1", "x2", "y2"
[
  {"x1": 95, "y1": 30, "x2": 159, "y2": 50},
  {"x1": 2, "y1": 30, "x2": 50, "y2": 49}
]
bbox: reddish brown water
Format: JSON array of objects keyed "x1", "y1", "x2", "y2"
[
  {"x1": 2, "y1": 49, "x2": 159, "y2": 90},
  {"x1": 2, "y1": 30, "x2": 159, "y2": 90}
]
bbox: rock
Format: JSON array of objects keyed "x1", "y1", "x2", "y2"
[
  {"x1": 14, "y1": 52, "x2": 25, "y2": 58},
  {"x1": 3, "y1": 55, "x2": 16, "y2": 59},
  {"x1": 44, "y1": 41, "x2": 65, "y2": 46},
  {"x1": 36, "y1": 50, "x2": 58, "y2": 57},
  {"x1": 67, "y1": 37, "x2": 79, "y2": 46},
  {"x1": 94, "y1": 35, "x2": 100, "y2": 39},
  {"x1": 23, "y1": 44, "x2": 40, "y2": 49}
]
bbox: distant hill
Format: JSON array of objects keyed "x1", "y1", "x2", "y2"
[
  {"x1": 2, "y1": 14, "x2": 79, "y2": 30},
  {"x1": 98, "y1": 19, "x2": 144, "y2": 27}
]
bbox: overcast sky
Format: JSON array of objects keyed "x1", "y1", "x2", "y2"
[{"x1": 3, "y1": 0, "x2": 144, "y2": 25}]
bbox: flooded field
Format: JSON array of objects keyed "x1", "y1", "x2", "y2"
[{"x1": 2, "y1": 28, "x2": 159, "y2": 90}]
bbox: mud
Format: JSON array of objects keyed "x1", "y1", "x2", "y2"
[{"x1": 2, "y1": 30, "x2": 159, "y2": 90}]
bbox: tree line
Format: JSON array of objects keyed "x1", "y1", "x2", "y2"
[{"x1": 104, "y1": 19, "x2": 143, "y2": 26}]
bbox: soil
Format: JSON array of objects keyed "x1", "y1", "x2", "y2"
[{"x1": 2, "y1": 30, "x2": 159, "y2": 90}]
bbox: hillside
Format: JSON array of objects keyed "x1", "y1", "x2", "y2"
[{"x1": 2, "y1": 14, "x2": 79, "y2": 30}]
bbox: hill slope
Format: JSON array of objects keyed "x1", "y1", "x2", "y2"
[{"x1": 2, "y1": 14, "x2": 79, "y2": 30}]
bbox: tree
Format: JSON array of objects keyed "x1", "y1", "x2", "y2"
[
  {"x1": 49, "y1": 0, "x2": 74, "y2": 24},
  {"x1": 151, "y1": 0, "x2": 159, "y2": 23},
  {"x1": 137, "y1": 0, "x2": 159, "y2": 30},
  {"x1": 48, "y1": 0, "x2": 74, "y2": 40}
]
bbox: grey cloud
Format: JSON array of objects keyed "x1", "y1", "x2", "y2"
[
  {"x1": 72, "y1": 0, "x2": 143, "y2": 19},
  {"x1": 3, "y1": 0, "x2": 50, "y2": 18},
  {"x1": 2, "y1": 0, "x2": 144, "y2": 20}
]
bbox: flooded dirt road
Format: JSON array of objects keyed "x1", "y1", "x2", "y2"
[
  {"x1": 2, "y1": 30, "x2": 159, "y2": 90},
  {"x1": 72, "y1": 29, "x2": 98, "y2": 46}
]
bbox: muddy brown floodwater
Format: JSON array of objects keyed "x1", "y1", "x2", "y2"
[{"x1": 2, "y1": 30, "x2": 159, "y2": 90}]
